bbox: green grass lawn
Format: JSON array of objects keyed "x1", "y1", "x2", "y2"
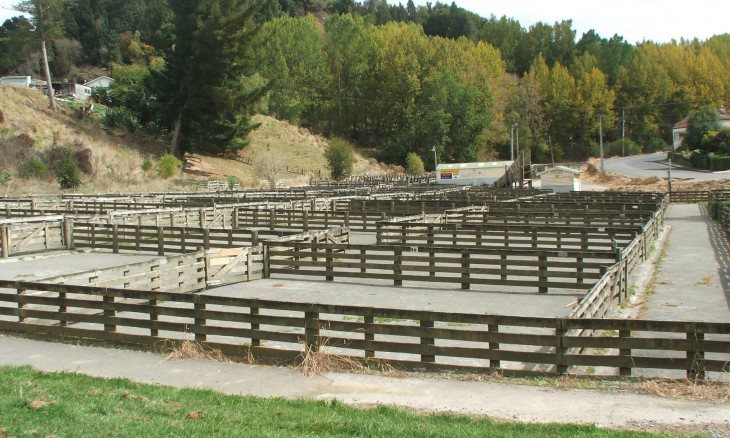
[{"x1": 0, "y1": 365, "x2": 672, "y2": 437}]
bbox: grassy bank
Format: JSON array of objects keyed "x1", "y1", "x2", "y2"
[{"x1": 0, "y1": 365, "x2": 672, "y2": 437}]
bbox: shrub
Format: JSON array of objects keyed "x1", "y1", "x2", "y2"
[
  {"x1": 20, "y1": 157, "x2": 49, "y2": 179},
  {"x1": 104, "y1": 107, "x2": 141, "y2": 133},
  {"x1": 647, "y1": 137, "x2": 668, "y2": 153},
  {"x1": 226, "y1": 175, "x2": 239, "y2": 190},
  {"x1": 0, "y1": 170, "x2": 12, "y2": 185},
  {"x1": 405, "y1": 152, "x2": 425, "y2": 174},
  {"x1": 141, "y1": 159, "x2": 153, "y2": 172},
  {"x1": 56, "y1": 148, "x2": 82, "y2": 190},
  {"x1": 156, "y1": 153, "x2": 181, "y2": 179},
  {"x1": 325, "y1": 137, "x2": 354, "y2": 181}
]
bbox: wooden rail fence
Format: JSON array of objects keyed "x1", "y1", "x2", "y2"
[
  {"x1": 3, "y1": 280, "x2": 724, "y2": 380},
  {"x1": 265, "y1": 243, "x2": 616, "y2": 293}
]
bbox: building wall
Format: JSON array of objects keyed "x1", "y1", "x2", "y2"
[{"x1": 0, "y1": 76, "x2": 31, "y2": 88}]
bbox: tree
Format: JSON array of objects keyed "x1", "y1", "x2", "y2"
[
  {"x1": 325, "y1": 137, "x2": 354, "y2": 180},
  {"x1": 0, "y1": 16, "x2": 35, "y2": 75},
  {"x1": 155, "y1": 0, "x2": 269, "y2": 157},
  {"x1": 250, "y1": 16, "x2": 331, "y2": 126},
  {"x1": 14, "y1": 0, "x2": 66, "y2": 111},
  {"x1": 404, "y1": 152, "x2": 424, "y2": 174},
  {"x1": 686, "y1": 106, "x2": 720, "y2": 149}
]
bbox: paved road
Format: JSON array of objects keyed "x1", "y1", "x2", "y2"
[{"x1": 603, "y1": 152, "x2": 730, "y2": 180}]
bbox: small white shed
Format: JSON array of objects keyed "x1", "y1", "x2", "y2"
[
  {"x1": 0, "y1": 76, "x2": 31, "y2": 88},
  {"x1": 75, "y1": 76, "x2": 113, "y2": 100},
  {"x1": 536, "y1": 165, "x2": 582, "y2": 192},
  {"x1": 436, "y1": 161, "x2": 513, "y2": 186}
]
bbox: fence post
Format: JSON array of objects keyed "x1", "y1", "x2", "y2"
[
  {"x1": 420, "y1": 319, "x2": 435, "y2": 364},
  {"x1": 305, "y1": 311, "x2": 320, "y2": 353},
  {"x1": 556, "y1": 318, "x2": 568, "y2": 375},
  {"x1": 157, "y1": 226, "x2": 165, "y2": 255},
  {"x1": 393, "y1": 247, "x2": 403, "y2": 286},
  {"x1": 194, "y1": 296, "x2": 206, "y2": 342},
  {"x1": 262, "y1": 245, "x2": 270, "y2": 278},
  {"x1": 303, "y1": 210, "x2": 309, "y2": 232},
  {"x1": 250, "y1": 306, "x2": 261, "y2": 346},
  {"x1": 538, "y1": 253, "x2": 548, "y2": 293},
  {"x1": 461, "y1": 251, "x2": 470, "y2": 290},
  {"x1": 17, "y1": 287, "x2": 26, "y2": 322},
  {"x1": 1, "y1": 225, "x2": 8, "y2": 258},
  {"x1": 63, "y1": 218, "x2": 73, "y2": 249},
  {"x1": 150, "y1": 298, "x2": 159, "y2": 337},
  {"x1": 199, "y1": 208, "x2": 206, "y2": 229},
  {"x1": 202, "y1": 228, "x2": 210, "y2": 250},
  {"x1": 112, "y1": 224, "x2": 119, "y2": 253},
  {"x1": 428, "y1": 229, "x2": 436, "y2": 277},
  {"x1": 232, "y1": 207, "x2": 239, "y2": 229},
  {"x1": 364, "y1": 315, "x2": 374, "y2": 358},
  {"x1": 325, "y1": 247, "x2": 334, "y2": 282},
  {"x1": 619, "y1": 329, "x2": 631, "y2": 376},
  {"x1": 488, "y1": 323, "x2": 500, "y2": 369},
  {"x1": 103, "y1": 293, "x2": 116, "y2": 333},
  {"x1": 687, "y1": 324, "x2": 706, "y2": 382}
]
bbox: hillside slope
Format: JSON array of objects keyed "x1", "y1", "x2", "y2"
[{"x1": 0, "y1": 87, "x2": 395, "y2": 194}]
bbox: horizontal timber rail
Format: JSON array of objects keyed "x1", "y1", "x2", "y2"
[
  {"x1": 0, "y1": 280, "x2": 725, "y2": 381},
  {"x1": 265, "y1": 242, "x2": 617, "y2": 293},
  {"x1": 72, "y1": 222, "x2": 349, "y2": 255},
  {"x1": 376, "y1": 222, "x2": 639, "y2": 251}
]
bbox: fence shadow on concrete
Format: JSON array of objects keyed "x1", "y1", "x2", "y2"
[{"x1": 701, "y1": 204, "x2": 730, "y2": 309}]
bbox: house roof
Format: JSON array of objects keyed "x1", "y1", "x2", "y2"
[
  {"x1": 436, "y1": 161, "x2": 514, "y2": 171},
  {"x1": 537, "y1": 165, "x2": 582, "y2": 177},
  {"x1": 673, "y1": 108, "x2": 730, "y2": 129},
  {"x1": 83, "y1": 76, "x2": 113, "y2": 87}
]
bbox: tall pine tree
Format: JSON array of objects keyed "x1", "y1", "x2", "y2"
[{"x1": 156, "y1": 0, "x2": 269, "y2": 156}]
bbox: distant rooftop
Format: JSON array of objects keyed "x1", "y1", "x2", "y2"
[{"x1": 436, "y1": 161, "x2": 514, "y2": 171}]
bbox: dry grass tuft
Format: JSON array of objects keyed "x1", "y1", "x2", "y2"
[
  {"x1": 297, "y1": 339, "x2": 394, "y2": 377},
  {"x1": 161, "y1": 339, "x2": 231, "y2": 363},
  {"x1": 28, "y1": 396, "x2": 54, "y2": 409},
  {"x1": 186, "y1": 410, "x2": 204, "y2": 420},
  {"x1": 638, "y1": 378, "x2": 729, "y2": 402}
]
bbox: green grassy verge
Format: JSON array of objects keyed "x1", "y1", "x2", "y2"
[{"x1": 0, "y1": 365, "x2": 671, "y2": 437}]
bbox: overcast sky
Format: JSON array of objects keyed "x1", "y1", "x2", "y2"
[
  {"x1": 1, "y1": 0, "x2": 727, "y2": 44},
  {"x1": 394, "y1": 0, "x2": 727, "y2": 44}
]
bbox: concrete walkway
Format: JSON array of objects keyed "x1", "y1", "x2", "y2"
[{"x1": 646, "y1": 204, "x2": 730, "y2": 323}]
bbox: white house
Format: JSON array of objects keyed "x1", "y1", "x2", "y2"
[
  {"x1": 534, "y1": 165, "x2": 582, "y2": 193},
  {"x1": 672, "y1": 107, "x2": 730, "y2": 150},
  {"x1": 75, "y1": 76, "x2": 113, "y2": 100},
  {"x1": 0, "y1": 76, "x2": 31, "y2": 88},
  {"x1": 83, "y1": 76, "x2": 113, "y2": 89},
  {"x1": 436, "y1": 161, "x2": 513, "y2": 185}
]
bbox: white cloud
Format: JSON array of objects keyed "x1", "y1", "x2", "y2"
[{"x1": 401, "y1": 0, "x2": 728, "y2": 43}]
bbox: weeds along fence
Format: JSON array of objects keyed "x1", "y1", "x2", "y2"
[
  {"x1": 1, "y1": 216, "x2": 70, "y2": 258},
  {"x1": 1, "y1": 280, "x2": 725, "y2": 381}
]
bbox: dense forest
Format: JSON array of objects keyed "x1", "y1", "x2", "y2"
[{"x1": 2, "y1": 0, "x2": 729, "y2": 167}]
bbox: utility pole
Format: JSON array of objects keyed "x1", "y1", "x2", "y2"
[
  {"x1": 510, "y1": 125, "x2": 514, "y2": 161},
  {"x1": 668, "y1": 157, "x2": 673, "y2": 192},
  {"x1": 621, "y1": 109, "x2": 626, "y2": 156},
  {"x1": 599, "y1": 115, "x2": 605, "y2": 176}
]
